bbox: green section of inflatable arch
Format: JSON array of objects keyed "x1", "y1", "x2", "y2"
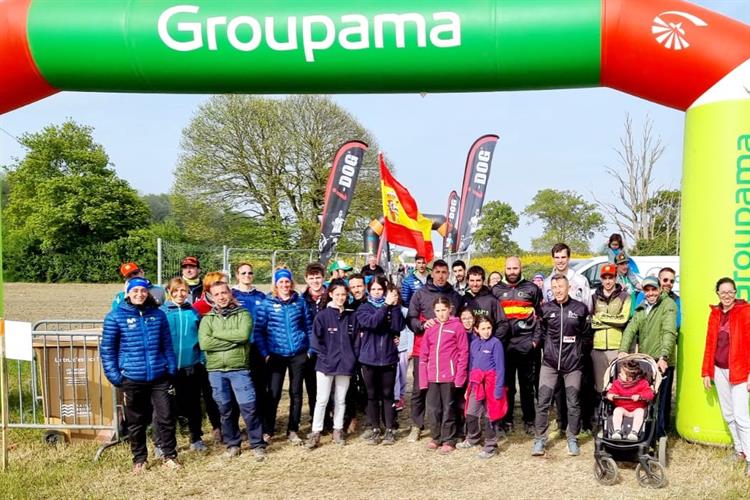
[
  {"x1": 27, "y1": 0, "x2": 601, "y2": 93},
  {"x1": 679, "y1": 98, "x2": 750, "y2": 445}
]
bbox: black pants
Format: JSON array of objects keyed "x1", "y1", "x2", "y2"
[
  {"x1": 303, "y1": 354, "x2": 317, "y2": 421},
  {"x1": 173, "y1": 366, "x2": 204, "y2": 443},
  {"x1": 196, "y1": 363, "x2": 222, "y2": 430},
  {"x1": 426, "y1": 382, "x2": 456, "y2": 445},
  {"x1": 267, "y1": 352, "x2": 307, "y2": 434},
  {"x1": 455, "y1": 386, "x2": 467, "y2": 438},
  {"x1": 657, "y1": 367, "x2": 674, "y2": 437},
  {"x1": 122, "y1": 377, "x2": 176, "y2": 464},
  {"x1": 345, "y1": 364, "x2": 369, "y2": 428},
  {"x1": 249, "y1": 346, "x2": 271, "y2": 434},
  {"x1": 503, "y1": 348, "x2": 536, "y2": 426},
  {"x1": 361, "y1": 364, "x2": 397, "y2": 430},
  {"x1": 411, "y1": 356, "x2": 426, "y2": 428}
]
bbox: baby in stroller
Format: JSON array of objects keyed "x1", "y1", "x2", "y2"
[{"x1": 606, "y1": 359, "x2": 655, "y2": 441}]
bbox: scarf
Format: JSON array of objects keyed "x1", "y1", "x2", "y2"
[
  {"x1": 183, "y1": 276, "x2": 200, "y2": 287},
  {"x1": 368, "y1": 296, "x2": 386, "y2": 308}
]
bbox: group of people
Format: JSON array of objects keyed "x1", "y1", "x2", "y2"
[{"x1": 98, "y1": 237, "x2": 750, "y2": 476}]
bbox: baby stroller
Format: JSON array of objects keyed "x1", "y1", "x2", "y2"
[{"x1": 593, "y1": 353, "x2": 668, "y2": 488}]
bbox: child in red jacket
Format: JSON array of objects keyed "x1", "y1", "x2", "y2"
[
  {"x1": 419, "y1": 297, "x2": 469, "y2": 454},
  {"x1": 606, "y1": 359, "x2": 655, "y2": 440}
]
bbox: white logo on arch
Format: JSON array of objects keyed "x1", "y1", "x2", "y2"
[{"x1": 652, "y1": 11, "x2": 708, "y2": 50}]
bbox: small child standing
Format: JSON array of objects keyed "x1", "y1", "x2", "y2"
[
  {"x1": 161, "y1": 277, "x2": 206, "y2": 452},
  {"x1": 419, "y1": 297, "x2": 469, "y2": 454},
  {"x1": 456, "y1": 307, "x2": 476, "y2": 437},
  {"x1": 457, "y1": 315, "x2": 506, "y2": 459},
  {"x1": 606, "y1": 359, "x2": 654, "y2": 440}
]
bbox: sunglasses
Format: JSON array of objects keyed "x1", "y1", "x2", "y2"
[
  {"x1": 239, "y1": 271, "x2": 254, "y2": 275},
  {"x1": 660, "y1": 278, "x2": 675, "y2": 283}
]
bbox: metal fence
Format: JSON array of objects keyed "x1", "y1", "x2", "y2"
[{"x1": 1, "y1": 320, "x2": 121, "y2": 462}]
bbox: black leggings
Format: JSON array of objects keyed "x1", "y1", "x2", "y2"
[
  {"x1": 266, "y1": 352, "x2": 307, "y2": 434},
  {"x1": 361, "y1": 364, "x2": 397, "y2": 430}
]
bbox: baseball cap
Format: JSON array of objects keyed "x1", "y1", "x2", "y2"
[
  {"x1": 119, "y1": 262, "x2": 141, "y2": 278},
  {"x1": 181, "y1": 256, "x2": 200, "y2": 268},
  {"x1": 328, "y1": 260, "x2": 353, "y2": 272},
  {"x1": 600, "y1": 264, "x2": 617, "y2": 277},
  {"x1": 614, "y1": 252, "x2": 630, "y2": 265},
  {"x1": 642, "y1": 276, "x2": 660, "y2": 289}
]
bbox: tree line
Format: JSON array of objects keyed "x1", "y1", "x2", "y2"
[{"x1": 0, "y1": 102, "x2": 679, "y2": 282}]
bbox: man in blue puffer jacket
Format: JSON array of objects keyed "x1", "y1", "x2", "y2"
[
  {"x1": 254, "y1": 268, "x2": 313, "y2": 445},
  {"x1": 101, "y1": 277, "x2": 179, "y2": 472}
]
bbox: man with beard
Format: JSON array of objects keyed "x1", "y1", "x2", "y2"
[
  {"x1": 406, "y1": 259, "x2": 462, "y2": 442},
  {"x1": 463, "y1": 266, "x2": 510, "y2": 342},
  {"x1": 492, "y1": 256, "x2": 542, "y2": 435}
]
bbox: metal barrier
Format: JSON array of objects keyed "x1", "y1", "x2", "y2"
[{"x1": 2, "y1": 320, "x2": 122, "y2": 462}]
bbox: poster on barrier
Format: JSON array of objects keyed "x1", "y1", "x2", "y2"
[{"x1": 4, "y1": 321, "x2": 32, "y2": 361}]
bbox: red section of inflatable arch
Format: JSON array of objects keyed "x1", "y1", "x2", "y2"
[
  {"x1": 602, "y1": 0, "x2": 750, "y2": 111},
  {"x1": 0, "y1": 0, "x2": 57, "y2": 113}
]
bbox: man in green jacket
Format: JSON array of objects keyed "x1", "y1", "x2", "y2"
[
  {"x1": 618, "y1": 276, "x2": 678, "y2": 437},
  {"x1": 199, "y1": 281, "x2": 266, "y2": 460}
]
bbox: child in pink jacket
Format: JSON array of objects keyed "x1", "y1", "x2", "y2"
[{"x1": 419, "y1": 297, "x2": 469, "y2": 454}]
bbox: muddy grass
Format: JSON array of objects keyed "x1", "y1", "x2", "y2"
[{"x1": 1, "y1": 283, "x2": 749, "y2": 499}]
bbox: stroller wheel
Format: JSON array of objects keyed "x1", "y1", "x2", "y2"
[
  {"x1": 635, "y1": 459, "x2": 667, "y2": 488},
  {"x1": 593, "y1": 457, "x2": 618, "y2": 485},
  {"x1": 657, "y1": 436, "x2": 667, "y2": 467}
]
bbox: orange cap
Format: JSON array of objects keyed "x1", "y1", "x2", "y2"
[
  {"x1": 600, "y1": 264, "x2": 617, "y2": 277},
  {"x1": 119, "y1": 262, "x2": 141, "y2": 278}
]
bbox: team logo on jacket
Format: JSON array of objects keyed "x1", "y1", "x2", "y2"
[
  {"x1": 652, "y1": 11, "x2": 708, "y2": 50},
  {"x1": 327, "y1": 327, "x2": 338, "y2": 334},
  {"x1": 550, "y1": 313, "x2": 556, "y2": 318},
  {"x1": 273, "y1": 304, "x2": 282, "y2": 310},
  {"x1": 517, "y1": 291, "x2": 529, "y2": 299},
  {"x1": 126, "y1": 318, "x2": 137, "y2": 327},
  {"x1": 567, "y1": 311, "x2": 579, "y2": 319}
]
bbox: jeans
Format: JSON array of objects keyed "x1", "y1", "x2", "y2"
[
  {"x1": 394, "y1": 351, "x2": 410, "y2": 401},
  {"x1": 267, "y1": 352, "x2": 307, "y2": 434},
  {"x1": 312, "y1": 372, "x2": 350, "y2": 432},
  {"x1": 536, "y1": 365, "x2": 581, "y2": 440},
  {"x1": 122, "y1": 377, "x2": 177, "y2": 464},
  {"x1": 361, "y1": 364, "x2": 397, "y2": 430},
  {"x1": 208, "y1": 370, "x2": 264, "y2": 449}
]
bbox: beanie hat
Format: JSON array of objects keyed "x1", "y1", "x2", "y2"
[
  {"x1": 126, "y1": 277, "x2": 151, "y2": 293},
  {"x1": 274, "y1": 269, "x2": 293, "y2": 283}
]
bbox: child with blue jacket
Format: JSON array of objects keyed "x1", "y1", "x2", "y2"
[{"x1": 161, "y1": 277, "x2": 206, "y2": 452}]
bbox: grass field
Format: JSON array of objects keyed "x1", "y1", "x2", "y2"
[{"x1": 1, "y1": 283, "x2": 749, "y2": 499}]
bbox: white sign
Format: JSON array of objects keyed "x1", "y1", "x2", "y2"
[{"x1": 5, "y1": 321, "x2": 32, "y2": 361}]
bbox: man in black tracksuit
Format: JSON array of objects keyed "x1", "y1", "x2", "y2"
[
  {"x1": 463, "y1": 266, "x2": 510, "y2": 342},
  {"x1": 531, "y1": 274, "x2": 591, "y2": 457},
  {"x1": 492, "y1": 256, "x2": 543, "y2": 435},
  {"x1": 406, "y1": 259, "x2": 462, "y2": 442}
]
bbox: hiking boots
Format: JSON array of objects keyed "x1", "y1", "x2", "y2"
[{"x1": 305, "y1": 432, "x2": 321, "y2": 450}]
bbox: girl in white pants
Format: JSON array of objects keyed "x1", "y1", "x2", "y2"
[
  {"x1": 702, "y1": 277, "x2": 750, "y2": 476},
  {"x1": 307, "y1": 281, "x2": 357, "y2": 448}
]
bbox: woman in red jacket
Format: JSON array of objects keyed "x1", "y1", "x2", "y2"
[{"x1": 702, "y1": 277, "x2": 750, "y2": 474}]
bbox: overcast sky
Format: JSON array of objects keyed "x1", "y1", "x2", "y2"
[{"x1": 1, "y1": 0, "x2": 747, "y2": 251}]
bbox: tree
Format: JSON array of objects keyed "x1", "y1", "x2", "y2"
[
  {"x1": 3, "y1": 120, "x2": 150, "y2": 281},
  {"x1": 472, "y1": 200, "x2": 521, "y2": 255},
  {"x1": 634, "y1": 189, "x2": 681, "y2": 254},
  {"x1": 172, "y1": 95, "x2": 383, "y2": 251},
  {"x1": 594, "y1": 114, "x2": 668, "y2": 248},
  {"x1": 142, "y1": 193, "x2": 172, "y2": 223},
  {"x1": 523, "y1": 189, "x2": 605, "y2": 253}
]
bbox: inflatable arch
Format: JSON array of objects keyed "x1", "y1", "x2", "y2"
[{"x1": 2, "y1": 0, "x2": 750, "y2": 445}]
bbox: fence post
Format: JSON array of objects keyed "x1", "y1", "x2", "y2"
[
  {"x1": 156, "y1": 238, "x2": 163, "y2": 286},
  {"x1": 271, "y1": 250, "x2": 277, "y2": 281},
  {"x1": 222, "y1": 245, "x2": 229, "y2": 277}
]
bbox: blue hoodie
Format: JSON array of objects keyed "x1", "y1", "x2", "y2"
[{"x1": 160, "y1": 301, "x2": 202, "y2": 369}]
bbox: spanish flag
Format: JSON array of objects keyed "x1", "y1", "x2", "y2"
[{"x1": 379, "y1": 154, "x2": 434, "y2": 262}]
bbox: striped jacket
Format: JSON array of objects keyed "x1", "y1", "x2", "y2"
[{"x1": 492, "y1": 279, "x2": 543, "y2": 353}]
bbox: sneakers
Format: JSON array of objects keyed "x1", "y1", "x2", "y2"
[
  {"x1": 610, "y1": 431, "x2": 622, "y2": 440},
  {"x1": 288, "y1": 431, "x2": 303, "y2": 446},
  {"x1": 407, "y1": 427, "x2": 421, "y2": 443},
  {"x1": 382, "y1": 429, "x2": 396, "y2": 446},
  {"x1": 153, "y1": 446, "x2": 164, "y2": 459},
  {"x1": 438, "y1": 443, "x2": 455, "y2": 455},
  {"x1": 361, "y1": 428, "x2": 375, "y2": 441},
  {"x1": 252, "y1": 447, "x2": 267, "y2": 462},
  {"x1": 426, "y1": 440, "x2": 440, "y2": 450},
  {"x1": 262, "y1": 433, "x2": 272, "y2": 444},
  {"x1": 477, "y1": 449, "x2": 496, "y2": 460},
  {"x1": 223, "y1": 446, "x2": 241, "y2": 458},
  {"x1": 626, "y1": 432, "x2": 639, "y2": 441},
  {"x1": 531, "y1": 439, "x2": 546, "y2": 456},
  {"x1": 189, "y1": 440, "x2": 207, "y2": 452},
  {"x1": 305, "y1": 432, "x2": 321, "y2": 450},
  {"x1": 333, "y1": 429, "x2": 346, "y2": 446},
  {"x1": 567, "y1": 438, "x2": 580, "y2": 456},
  {"x1": 394, "y1": 398, "x2": 405, "y2": 412},
  {"x1": 132, "y1": 462, "x2": 147, "y2": 475},
  {"x1": 162, "y1": 458, "x2": 181, "y2": 470},
  {"x1": 365, "y1": 429, "x2": 381, "y2": 445},
  {"x1": 456, "y1": 440, "x2": 477, "y2": 450}
]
